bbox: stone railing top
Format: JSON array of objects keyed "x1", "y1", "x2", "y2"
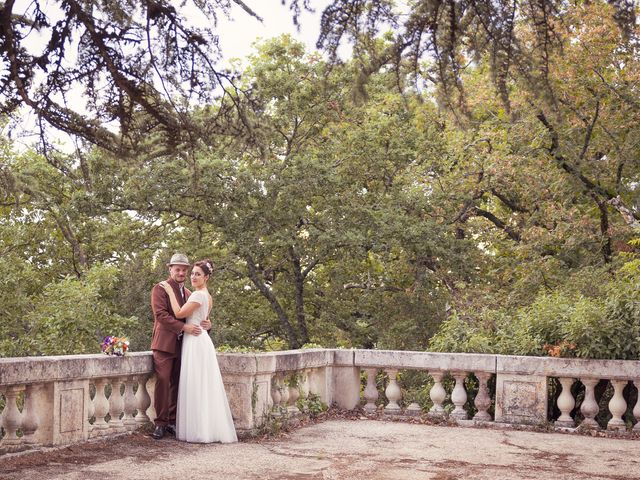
[
  {"x1": 353, "y1": 349, "x2": 496, "y2": 372},
  {"x1": 3, "y1": 349, "x2": 640, "y2": 387},
  {"x1": 0, "y1": 352, "x2": 153, "y2": 386},
  {"x1": 496, "y1": 355, "x2": 640, "y2": 380},
  {"x1": 219, "y1": 348, "x2": 335, "y2": 375}
]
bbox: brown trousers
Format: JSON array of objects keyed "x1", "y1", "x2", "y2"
[{"x1": 152, "y1": 346, "x2": 182, "y2": 426}]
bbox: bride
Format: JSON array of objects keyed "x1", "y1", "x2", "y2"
[{"x1": 160, "y1": 259, "x2": 237, "y2": 443}]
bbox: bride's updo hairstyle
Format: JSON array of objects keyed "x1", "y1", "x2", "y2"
[{"x1": 194, "y1": 259, "x2": 214, "y2": 277}]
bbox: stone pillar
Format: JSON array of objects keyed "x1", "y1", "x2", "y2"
[
  {"x1": 330, "y1": 350, "x2": 360, "y2": 410},
  {"x1": 495, "y1": 356, "x2": 548, "y2": 425},
  {"x1": 307, "y1": 366, "x2": 329, "y2": 405},
  {"x1": 579, "y1": 378, "x2": 599, "y2": 429},
  {"x1": 384, "y1": 369, "x2": 402, "y2": 415},
  {"x1": 607, "y1": 380, "x2": 628, "y2": 431},
  {"x1": 555, "y1": 377, "x2": 576, "y2": 428},
  {"x1": 251, "y1": 368, "x2": 276, "y2": 428},
  {"x1": 363, "y1": 368, "x2": 378, "y2": 413},
  {"x1": 473, "y1": 372, "x2": 492, "y2": 422},
  {"x1": 428, "y1": 372, "x2": 446, "y2": 418},
  {"x1": 52, "y1": 379, "x2": 89, "y2": 445},
  {"x1": 450, "y1": 372, "x2": 468, "y2": 421}
]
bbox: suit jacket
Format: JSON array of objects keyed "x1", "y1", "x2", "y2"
[{"x1": 151, "y1": 278, "x2": 191, "y2": 354}]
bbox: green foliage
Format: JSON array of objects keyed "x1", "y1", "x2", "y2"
[
  {"x1": 428, "y1": 312, "x2": 496, "y2": 355},
  {"x1": 296, "y1": 393, "x2": 328, "y2": 417},
  {"x1": 1, "y1": 264, "x2": 137, "y2": 357},
  {"x1": 398, "y1": 370, "x2": 435, "y2": 411},
  {"x1": 430, "y1": 268, "x2": 640, "y2": 359},
  {"x1": 3, "y1": 3, "x2": 640, "y2": 361}
]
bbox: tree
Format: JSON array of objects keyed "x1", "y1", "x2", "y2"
[
  {"x1": 3, "y1": 1, "x2": 640, "y2": 359},
  {"x1": 425, "y1": 2, "x2": 640, "y2": 358},
  {"x1": 84, "y1": 36, "x2": 460, "y2": 350},
  {"x1": 0, "y1": 128, "x2": 165, "y2": 356},
  {"x1": 0, "y1": 0, "x2": 278, "y2": 155}
]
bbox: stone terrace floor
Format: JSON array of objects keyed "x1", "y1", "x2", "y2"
[{"x1": 2, "y1": 417, "x2": 639, "y2": 480}]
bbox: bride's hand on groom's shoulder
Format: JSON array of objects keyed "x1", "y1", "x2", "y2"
[{"x1": 158, "y1": 281, "x2": 170, "y2": 292}]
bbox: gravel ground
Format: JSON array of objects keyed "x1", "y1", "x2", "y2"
[{"x1": 1, "y1": 417, "x2": 639, "y2": 480}]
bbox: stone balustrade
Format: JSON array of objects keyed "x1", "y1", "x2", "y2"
[
  {"x1": 0, "y1": 352, "x2": 154, "y2": 453},
  {"x1": 350, "y1": 350, "x2": 496, "y2": 421},
  {"x1": 1, "y1": 349, "x2": 639, "y2": 454},
  {"x1": 496, "y1": 355, "x2": 640, "y2": 430}
]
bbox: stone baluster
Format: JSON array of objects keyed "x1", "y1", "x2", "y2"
[
  {"x1": 428, "y1": 371, "x2": 446, "y2": 418},
  {"x1": 287, "y1": 374, "x2": 301, "y2": 415},
  {"x1": 145, "y1": 376, "x2": 157, "y2": 422},
  {"x1": 21, "y1": 384, "x2": 43, "y2": 445},
  {"x1": 450, "y1": 372, "x2": 468, "y2": 421},
  {"x1": 473, "y1": 372, "x2": 492, "y2": 422},
  {"x1": 279, "y1": 373, "x2": 290, "y2": 414},
  {"x1": 88, "y1": 382, "x2": 96, "y2": 433},
  {"x1": 91, "y1": 378, "x2": 110, "y2": 437},
  {"x1": 1, "y1": 385, "x2": 25, "y2": 452},
  {"x1": 579, "y1": 378, "x2": 599, "y2": 429},
  {"x1": 363, "y1": 368, "x2": 379, "y2": 413},
  {"x1": 556, "y1": 378, "x2": 576, "y2": 428},
  {"x1": 108, "y1": 378, "x2": 125, "y2": 433},
  {"x1": 634, "y1": 380, "x2": 640, "y2": 432},
  {"x1": 607, "y1": 380, "x2": 628, "y2": 431},
  {"x1": 384, "y1": 369, "x2": 402, "y2": 414},
  {"x1": 135, "y1": 375, "x2": 152, "y2": 427},
  {"x1": 122, "y1": 377, "x2": 137, "y2": 431},
  {"x1": 270, "y1": 374, "x2": 282, "y2": 415}
]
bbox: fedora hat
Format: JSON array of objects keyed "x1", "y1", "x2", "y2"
[{"x1": 167, "y1": 253, "x2": 190, "y2": 266}]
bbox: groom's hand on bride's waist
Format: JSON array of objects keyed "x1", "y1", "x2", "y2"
[
  {"x1": 182, "y1": 324, "x2": 203, "y2": 336},
  {"x1": 200, "y1": 318, "x2": 212, "y2": 330}
]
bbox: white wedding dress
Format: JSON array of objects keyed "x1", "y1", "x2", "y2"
[{"x1": 176, "y1": 290, "x2": 238, "y2": 443}]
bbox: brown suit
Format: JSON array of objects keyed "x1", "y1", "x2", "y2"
[{"x1": 151, "y1": 278, "x2": 190, "y2": 427}]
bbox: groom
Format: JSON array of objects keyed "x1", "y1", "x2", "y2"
[{"x1": 150, "y1": 253, "x2": 211, "y2": 440}]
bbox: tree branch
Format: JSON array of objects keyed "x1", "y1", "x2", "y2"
[
  {"x1": 473, "y1": 207, "x2": 521, "y2": 242},
  {"x1": 536, "y1": 111, "x2": 640, "y2": 227}
]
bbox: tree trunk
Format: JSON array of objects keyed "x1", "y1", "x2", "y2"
[
  {"x1": 289, "y1": 247, "x2": 310, "y2": 347},
  {"x1": 245, "y1": 254, "x2": 301, "y2": 349}
]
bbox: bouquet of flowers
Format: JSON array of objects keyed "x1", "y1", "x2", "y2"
[{"x1": 101, "y1": 336, "x2": 130, "y2": 356}]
